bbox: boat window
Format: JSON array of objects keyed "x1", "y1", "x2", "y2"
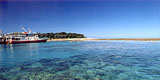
[
  {"x1": 12, "y1": 38, "x2": 20, "y2": 40},
  {"x1": 15, "y1": 38, "x2": 20, "y2": 40},
  {"x1": 27, "y1": 34, "x2": 34, "y2": 36}
]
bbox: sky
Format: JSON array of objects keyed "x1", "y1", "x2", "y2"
[{"x1": 0, "y1": 0, "x2": 160, "y2": 38}]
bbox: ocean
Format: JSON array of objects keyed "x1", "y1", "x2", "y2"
[{"x1": 0, "y1": 41, "x2": 160, "y2": 80}]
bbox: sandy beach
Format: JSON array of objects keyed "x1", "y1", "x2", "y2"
[{"x1": 47, "y1": 38, "x2": 160, "y2": 41}]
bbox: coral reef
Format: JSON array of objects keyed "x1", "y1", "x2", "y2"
[{"x1": 0, "y1": 53, "x2": 160, "y2": 80}]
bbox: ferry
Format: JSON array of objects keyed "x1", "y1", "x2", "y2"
[{"x1": 0, "y1": 28, "x2": 47, "y2": 44}]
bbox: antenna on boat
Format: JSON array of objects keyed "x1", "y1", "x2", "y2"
[
  {"x1": 0, "y1": 29, "x2": 2, "y2": 36},
  {"x1": 22, "y1": 26, "x2": 27, "y2": 32}
]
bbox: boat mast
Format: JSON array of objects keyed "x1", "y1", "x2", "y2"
[
  {"x1": 29, "y1": 28, "x2": 31, "y2": 33},
  {"x1": 22, "y1": 26, "x2": 27, "y2": 32}
]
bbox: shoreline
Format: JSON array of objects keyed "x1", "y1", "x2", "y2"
[{"x1": 47, "y1": 38, "x2": 160, "y2": 42}]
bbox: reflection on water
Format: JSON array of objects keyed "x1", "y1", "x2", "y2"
[
  {"x1": 0, "y1": 43, "x2": 40, "y2": 68},
  {"x1": 0, "y1": 41, "x2": 160, "y2": 80}
]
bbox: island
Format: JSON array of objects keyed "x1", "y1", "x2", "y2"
[{"x1": 37, "y1": 32, "x2": 86, "y2": 39}]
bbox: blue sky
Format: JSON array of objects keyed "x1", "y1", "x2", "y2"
[{"x1": 0, "y1": 0, "x2": 160, "y2": 38}]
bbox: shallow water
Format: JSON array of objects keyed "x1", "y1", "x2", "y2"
[{"x1": 0, "y1": 41, "x2": 160, "y2": 80}]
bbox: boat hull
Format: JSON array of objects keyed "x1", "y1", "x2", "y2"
[
  {"x1": 0, "y1": 39, "x2": 47, "y2": 44},
  {"x1": 0, "y1": 41, "x2": 5, "y2": 44}
]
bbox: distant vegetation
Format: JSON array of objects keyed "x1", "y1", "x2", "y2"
[{"x1": 37, "y1": 32, "x2": 86, "y2": 39}]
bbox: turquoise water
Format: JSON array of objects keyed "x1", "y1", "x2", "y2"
[{"x1": 1, "y1": 41, "x2": 160, "y2": 80}]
